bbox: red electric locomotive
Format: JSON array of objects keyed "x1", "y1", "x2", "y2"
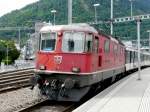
[{"x1": 33, "y1": 24, "x2": 125, "y2": 101}]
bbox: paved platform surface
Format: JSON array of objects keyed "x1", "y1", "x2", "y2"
[{"x1": 73, "y1": 68, "x2": 150, "y2": 112}]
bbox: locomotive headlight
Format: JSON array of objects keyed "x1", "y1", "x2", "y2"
[
  {"x1": 72, "y1": 67, "x2": 80, "y2": 73},
  {"x1": 39, "y1": 65, "x2": 46, "y2": 70},
  {"x1": 45, "y1": 80, "x2": 49, "y2": 86}
]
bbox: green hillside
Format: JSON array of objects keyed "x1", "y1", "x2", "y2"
[{"x1": 0, "y1": 0, "x2": 150, "y2": 41}]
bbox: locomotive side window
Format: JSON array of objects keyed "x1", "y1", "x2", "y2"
[
  {"x1": 40, "y1": 32, "x2": 56, "y2": 51},
  {"x1": 118, "y1": 46, "x2": 120, "y2": 54},
  {"x1": 120, "y1": 47, "x2": 123, "y2": 54},
  {"x1": 104, "y1": 40, "x2": 110, "y2": 53},
  {"x1": 85, "y1": 34, "x2": 93, "y2": 52},
  {"x1": 113, "y1": 44, "x2": 118, "y2": 54},
  {"x1": 62, "y1": 32, "x2": 85, "y2": 53}
]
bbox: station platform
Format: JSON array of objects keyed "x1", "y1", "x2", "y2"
[{"x1": 73, "y1": 67, "x2": 150, "y2": 112}]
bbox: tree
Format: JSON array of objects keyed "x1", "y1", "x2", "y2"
[{"x1": 0, "y1": 40, "x2": 20, "y2": 64}]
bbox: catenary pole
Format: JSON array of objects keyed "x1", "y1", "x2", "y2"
[
  {"x1": 68, "y1": 0, "x2": 72, "y2": 24},
  {"x1": 137, "y1": 18, "x2": 141, "y2": 80}
]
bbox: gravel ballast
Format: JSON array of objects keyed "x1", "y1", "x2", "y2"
[{"x1": 0, "y1": 86, "x2": 43, "y2": 112}]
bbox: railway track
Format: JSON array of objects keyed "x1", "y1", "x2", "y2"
[
  {"x1": 18, "y1": 99, "x2": 75, "y2": 112},
  {"x1": 0, "y1": 68, "x2": 34, "y2": 93}
]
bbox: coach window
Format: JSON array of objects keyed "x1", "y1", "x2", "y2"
[
  {"x1": 104, "y1": 40, "x2": 110, "y2": 53},
  {"x1": 85, "y1": 33, "x2": 93, "y2": 52},
  {"x1": 62, "y1": 32, "x2": 85, "y2": 53},
  {"x1": 40, "y1": 32, "x2": 56, "y2": 51}
]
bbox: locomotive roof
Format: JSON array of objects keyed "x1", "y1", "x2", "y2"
[
  {"x1": 40, "y1": 23, "x2": 124, "y2": 46},
  {"x1": 40, "y1": 23, "x2": 98, "y2": 33},
  {"x1": 98, "y1": 30, "x2": 124, "y2": 46}
]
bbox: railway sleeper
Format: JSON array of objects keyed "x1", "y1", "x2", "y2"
[
  {"x1": 0, "y1": 76, "x2": 31, "y2": 84},
  {"x1": 0, "y1": 70, "x2": 34, "y2": 78},
  {"x1": 0, "y1": 83, "x2": 30, "y2": 93},
  {"x1": 0, "y1": 73, "x2": 33, "y2": 81},
  {"x1": 0, "y1": 79, "x2": 29, "y2": 88}
]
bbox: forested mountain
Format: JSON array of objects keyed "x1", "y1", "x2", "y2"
[{"x1": 0, "y1": 0, "x2": 150, "y2": 41}]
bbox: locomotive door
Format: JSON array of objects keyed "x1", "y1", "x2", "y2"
[
  {"x1": 92, "y1": 36, "x2": 99, "y2": 71},
  {"x1": 103, "y1": 39, "x2": 110, "y2": 68}
]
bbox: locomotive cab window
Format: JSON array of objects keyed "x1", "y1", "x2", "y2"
[
  {"x1": 85, "y1": 33, "x2": 93, "y2": 52},
  {"x1": 62, "y1": 32, "x2": 85, "y2": 53},
  {"x1": 40, "y1": 32, "x2": 56, "y2": 51}
]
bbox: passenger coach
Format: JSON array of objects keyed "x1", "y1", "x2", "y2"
[{"x1": 125, "y1": 47, "x2": 150, "y2": 71}]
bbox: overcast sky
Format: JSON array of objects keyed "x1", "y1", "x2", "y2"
[{"x1": 0, "y1": 0, "x2": 39, "y2": 17}]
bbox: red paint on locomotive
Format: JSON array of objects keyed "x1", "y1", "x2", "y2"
[{"x1": 33, "y1": 24, "x2": 126, "y2": 101}]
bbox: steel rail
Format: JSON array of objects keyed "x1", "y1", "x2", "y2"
[
  {"x1": 0, "y1": 68, "x2": 34, "y2": 93},
  {"x1": 17, "y1": 99, "x2": 75, "y2": 112},
  {"x1": 0, "y1": 67, "x2": 34, "y2": 75}
]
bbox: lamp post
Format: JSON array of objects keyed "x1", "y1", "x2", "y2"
[
  {"x1": 147, "y1": 30, "x2": 150, "y2": 52},
  {"x1": 6, "y1": 44, "x2": 8, "y2": 68},
  {"x1": 129, "y1": 0, "x2": 135, "y2": 17},
  {"x1": 93, "y1": 3, "x2": 100, "y2": 24},
  {"x1": 110, "y1": 0, "x2": 113, "y2": 35},
  {"x1": 51, "y1": 9, "x2": 57, "y2": 25}
]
